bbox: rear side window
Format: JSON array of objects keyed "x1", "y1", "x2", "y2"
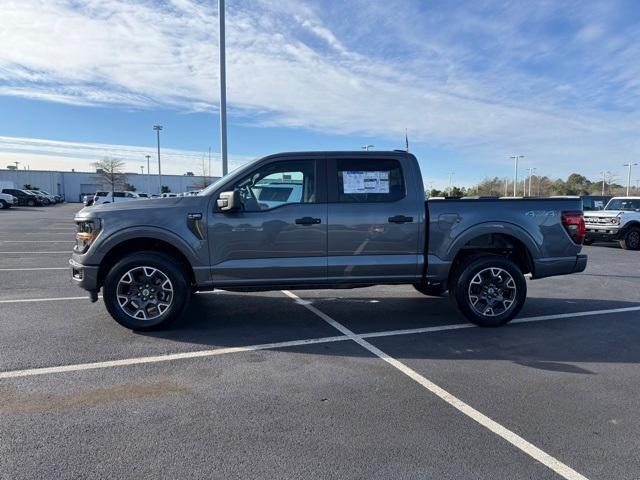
[{"x1": 336, "y1": 159, "x2": 405, "y2": 203}]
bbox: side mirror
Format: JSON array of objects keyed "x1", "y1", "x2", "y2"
[{"x1": 217, "y1": 190, "x2": 241, "y2": 212}]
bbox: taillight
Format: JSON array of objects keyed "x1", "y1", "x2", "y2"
[{"x1": 562, "y1": 211, "x2": 585, "y2": 244}]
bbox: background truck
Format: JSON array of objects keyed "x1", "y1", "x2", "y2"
[
  {"x1": 584, "y1": 196, "x2": 640, "y2": 249},
  {"x1": 70, "y1": 151, "x2": 587, "y2": 330}
]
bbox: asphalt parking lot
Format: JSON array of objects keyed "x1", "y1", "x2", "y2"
[{"x1": 1, "y1": 203, "x2": 639, "y2": 480}]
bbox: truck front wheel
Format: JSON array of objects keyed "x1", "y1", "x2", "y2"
[
  {"x1": 103, "y1": 252, "x2": 191, "y2": 331},
  {"x1": 619, "y1": 228, "x2": 640, "y2": 250},
  {"x1": 449, "y1": 255, "x2": 526, "y2": 327}
]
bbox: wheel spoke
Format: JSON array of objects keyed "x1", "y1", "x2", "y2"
[
  {"x1": 116, "y1": 265, "x2": 174, "y2": 321},
  {"x1": 468, "y1": 266, "x2": 517, "y2": 317}
]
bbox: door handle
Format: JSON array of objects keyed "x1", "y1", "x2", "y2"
[
  {"x1": 295, "y1": 217, "x2": 322, "y2": 225},
  {"x1": 388, "y1": 215, "x2": 414, "y2": 224}
]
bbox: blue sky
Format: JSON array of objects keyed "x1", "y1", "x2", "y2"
[{"x1": 1, "y1": 0, "x2": 639, "y2": 189}]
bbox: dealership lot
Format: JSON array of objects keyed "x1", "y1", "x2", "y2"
[{"x1": 1, "y1": 203, "x2": 639, "y2": 480}]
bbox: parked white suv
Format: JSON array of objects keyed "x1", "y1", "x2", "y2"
[
  {"x1": 584, "y1": 196, "x2": 640, "y2": 250},
  {"x1": 93, "y1": 191, "x2": 140, "y2": 205},
  {"x1": 0, "y1": 192, "x2": 17, "y2": 209}
]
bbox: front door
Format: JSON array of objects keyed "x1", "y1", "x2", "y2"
[
  {"x1": 209, "y1": 157, "x2": 327, "y2": 286},
  {"x1": 327, "y1": 156, "x2": 421, "y2": 282}
]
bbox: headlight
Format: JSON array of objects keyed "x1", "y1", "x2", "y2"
[
  {"x1": 611, "y1": 217, "x2": 620, "y2": 225},
  {"x1": 75, "y1": 219, "x2": 102, "y2": 253}
]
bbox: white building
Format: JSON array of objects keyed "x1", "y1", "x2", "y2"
[{"x1": 0, "y1": 168, "x2": 219, "y2": 202}]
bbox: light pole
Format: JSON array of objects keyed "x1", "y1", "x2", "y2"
[
  {"x1": 218, "y1": 0, "x2": 228, "y2": 176},
  {"x1": 510, "y1": 155, "x2": 524, "y2": 197},
  {"x1": 624, "y1": 162, "x2": 638, "y2": 196},
  {"x1": 145, "y1": 154, "x2": 151, "y2": 194},
  {"x1": 448, "y1": 172, "x2": 454, "y2": 196},
  {"x1": 600, "y1": 170, "x2": 608, "y2": 196},
  {"x1": 527, "y1": 167, "x2": 536, "y2": 197},
  {"x1": 153, "y1": 125, "x2": 163, "y2": 193},
  {"x1": 361, "y1": 145, "x2": 375, "y2": 151}
]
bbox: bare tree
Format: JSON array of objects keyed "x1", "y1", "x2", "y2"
[{"x1": 93, "y1": 157, "x2": 127, "y2": 192}]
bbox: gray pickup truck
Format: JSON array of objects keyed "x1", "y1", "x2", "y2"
[{"x1": 70, "y1": 151, "x2": 587, "y2": 330}]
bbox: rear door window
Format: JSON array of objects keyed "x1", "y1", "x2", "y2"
[{"x1": 336, "y1": 158, "x2": 405, "y2": 203}]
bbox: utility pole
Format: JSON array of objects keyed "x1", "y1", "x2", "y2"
[
  {"x1": 140, "y1": 166, "x2": 144, "y2": 175},
  {"x1": 510, "y1": 155, "x2": 524, "y2": 197},
  {"x1": 208, "y1": 146, "x2": 212, "y2": 182},
  {"x1": 527, "y1": 167, "x2": 536, "y2": 197},
  {"x1": 218, "y1": 0, "x2": 228, "y2": 176},
  {"x1": 504, "y1": 178, "x2": 508, "y2": 197},
  {"x1": 145, "y1": 155, "x2": 151, "y2": 194},
  {"x1": 624, "y1": 162, "x2": 638, "y2": 196},
  {"x1": 361, "y1": 145, "x2": 375, "y2": 151},
  {"x1": 153, "y1": 125, "x2": 163, "y2": 193},
  {"x1": 600, "y1": 171, "x2": 607, "y2": 196},
  {"x1": 448, "y1": 172, "x2": 454, "y2": 196}
]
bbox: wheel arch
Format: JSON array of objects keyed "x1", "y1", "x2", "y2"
[
  {"x1": 95, "y1": 229, "x2": 199, "y2": 288},
  {"x1": 448, "y1": 226, "x2": 537, "y2": 276}
]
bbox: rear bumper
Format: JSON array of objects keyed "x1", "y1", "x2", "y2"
[
  {"x1": 533, "y1": 254, "x2": 587, "y2": 279},
  {"x1": 69, "y1": 258, "x2": 100, "y2": 292}
]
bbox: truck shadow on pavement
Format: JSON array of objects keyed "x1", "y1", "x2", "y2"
[{"x1": 140, "y1": 293, "x2": 640, "y2": 374}]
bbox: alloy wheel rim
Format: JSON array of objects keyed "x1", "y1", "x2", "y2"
[
  {"x1": 116, "y1": 266, "x2": 173, "y2": 320},
  {"x1": 629, "y1": 231, "x2": 640, "y2": 248},
  {"x1": 468, "y1": 267, "x2": 517, "y2": 317}
]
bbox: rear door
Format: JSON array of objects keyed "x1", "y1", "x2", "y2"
[
  {"x1": 326, "y1": 156, "x2": 421, "y2": 282},
  {"x1": 209, "y1": 156, "x2": 328, "y2": 286}
]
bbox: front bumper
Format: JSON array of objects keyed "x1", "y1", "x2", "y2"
[
  {"x1": 69, "y1": 257, "x2": 100, "y2": 293},
  {"x1": 585, "y1": 226, "x2": 621, "y2": 241}
]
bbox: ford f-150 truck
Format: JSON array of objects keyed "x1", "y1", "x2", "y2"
[
  {"x1": 583, "y1": 197, "x2": 640, "y2": 250},
  {"x1": 70, "y1": 151, "x2": 587, "y2": 330}
]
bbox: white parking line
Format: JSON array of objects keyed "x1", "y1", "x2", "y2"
[
  {"x1": 0, "y1": 335, "x2": 349, "y2": 380},
  {"x1": 0, "y1": 240, "x2": 72, "y2": 243},
  {"x1": 0, "y1": 251, "x2": 70, "y2": 254},
  {"x1": 0, "y1": 267, "x2": 68, "y2": 272},
  {"x1": 281, "y1": 290, "x2": 589, "y2": 480}
]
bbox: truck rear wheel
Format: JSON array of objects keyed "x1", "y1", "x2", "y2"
[
  {"x1": 619, "y1": 228, "x2": 640, "y2": 250},
  {"x1": 0, "y1": 200, "x2": 7, "y2": 210},
  {"x1": 449, "y1": 255, "x2": 526, "y2": 327},
  {"x1": 103, "y1": 252, "x2": 191, "y2": 331}
]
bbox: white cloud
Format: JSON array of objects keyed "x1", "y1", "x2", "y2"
[
  {"x1": 0, "y1": 0, "x2": 639, "y2": 179},
  {"x1": 0, "y1": 135, "x2": 253, "y2": 176}
]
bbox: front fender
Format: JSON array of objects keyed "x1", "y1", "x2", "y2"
[{"x1": 88, "y1": 226, "x2": 206, "y2": 267}]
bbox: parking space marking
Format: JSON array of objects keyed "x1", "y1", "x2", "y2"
[
  {"x1": 0, "y1": 335, "x2": 350, "y2": 380},
  {"x1": 0, "y1": 296, "x2": 92, "y2": 304},
  {"x1": 281, "y1": 290, "x2": 589, "y2": 480},
  {"x1": 0, "y1": 240, "x2": 73, "y2": 243},
  {"x1": 0, "y1": 267, "x2": 68, "y2": 272},
  {"x1": 0, "y1": 251, "x2": 71, "y2": 254}
]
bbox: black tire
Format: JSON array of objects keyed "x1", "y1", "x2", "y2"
[
  {"x1": 582, "y1": 237, "x2": 594, "y2": 246},
  {"x1": 449, "y1": 255, "x2": 527, "y2": 327},
  {"x1": 0, "y1": 200, "x2": 7, "y2": 210},
  {"x1": 103, "y1": 252, "x2": 191, "y2": 331},
  {"x1": 619, "y1": 227, "x2": 640, "y2": 250},
  {"x1": 26, "y1": 199, "x2": 36, "y2": 207},
  {"x1": 413, "y1": 282, "x2": 446, "y2": 296}
]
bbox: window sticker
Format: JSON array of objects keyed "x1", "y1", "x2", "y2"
[{"x1": 343, "y1": 171, "x2": 389, "y2": 194}]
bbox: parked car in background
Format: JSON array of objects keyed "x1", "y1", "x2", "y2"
[
  {"x1": 25, "y1": 190, "x2": 53, "y2": 205},
  {"x1": 584, "y1": 197, "x2": 640, "y2": 249},
  {"x1": 93, "y1": 191, "x2": 140, "y2": 205},
  {"x1": 136, "y1": 193, "x2": 152, "y2": 198},
  {"x1": 0, "y1": 191, "x2": 17, "y2": 209},
  {"x1": 1, "y1": 188, "x2": 43, "y2": 206},
  {"x1": 37, "y1": 189, "x2": 63, "y2": 203},
  {"x1": 71, "y1": 150, "x2": 587, "y2": 331},
  {"x1": 83, "y1": 195, "x2": 94, "y2": 206},
  {"x1": 581, "y1": 195, "x2": 611, "y2": 211}
]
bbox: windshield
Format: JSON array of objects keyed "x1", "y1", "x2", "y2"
[
  {"x1": 197, "y1": 159, "x2": 258, "y2": 196},
  {"x1": 605, "y1": 198, "x2": 640, "y2": 211}
]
